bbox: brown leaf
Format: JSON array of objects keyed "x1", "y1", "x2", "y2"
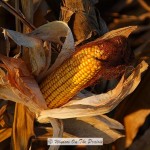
[
  {"x1": 0, "y1": 54, "x2": 47, "y2": 112},
  {"x1": 11, "y1": 104, "x2": 35, "y2": 150},
  {"x1": 60, "y1": 0, "x2": 108, "y2": 45},
  {"x1": 0, "y1": 100, "x2": 7, "y2": 119},
  {"x1": 33, "y1": 0, "x2": 50, "y2": 27},
  {"x1": 0, "y1": 128, "x2": 12, "y2": 142}
]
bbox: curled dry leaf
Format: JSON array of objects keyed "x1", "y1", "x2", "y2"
[
  {"x1": 98, "y1": 26, "x2": 138, "y2": 40},
  {"x1": 63, "y1": 116, "x2": 124, "y2": 144},
  {"x1": 3, "y1": 21, "x2": 75, "y2": 81},
  {"x1": 49, "y1": 119, "x2": 63, "y2": 150},
  {"x1": 0, "y1": 54, "x2": 47, "y2": 112},
  {"x1": 41, "y1": 29, "x2": 75, "y2": 80},
  {"x1": 37, "y1": 61, "x2": 148, "y2": 119},
  {"x1": 3, "y1": 28, "x2": 46, "y2": 76},
  {"x1": 94, "y1": 115, "x2": 124, "y2": 130},
  {"x1": 28, "y1": 21, "x2": 71, "y2": 45},
  {"x1": 36, "y1": 117, "x2": 63, "y2": 150},
  {"x1": 36, "y1": 21, "x2": 75, "y2": 81},
  {"x1": 61, "y1": 109, "x2": 124, "y2": 144}
]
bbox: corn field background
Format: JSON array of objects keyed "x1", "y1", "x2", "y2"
[{"x1": 0, "y1": 0, "x2": 150, "y2": 150}]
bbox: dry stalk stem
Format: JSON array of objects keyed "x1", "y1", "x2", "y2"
[{"x1": 0, "y1": 0, "x2": 35, "y2": 30}]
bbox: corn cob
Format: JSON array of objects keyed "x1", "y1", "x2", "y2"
[{"x1": 40, "y1": 36, "x2": 132, "y2": 108}]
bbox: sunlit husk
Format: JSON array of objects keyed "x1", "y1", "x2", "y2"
[{"x1": 0, "y1": 54, "x2": 47, "y2": 112}]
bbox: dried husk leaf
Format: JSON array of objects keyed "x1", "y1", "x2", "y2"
[
  {"x1": 36, "y1": 41, "x2": 51, "y2": 82},
  {"x1": 28, "y1": 21, "x2": 71, "y2": 45},
  {"x1": 41, "y1": 27, "x2": 75, "y2": 80},
  {"x1": 3, "y1": 29, "x2": 46, "y2": 76},
  {"x1": 63, "y1": 117, "x2": 124, "y2": 144},
  {"x1": 98, "y1": 26, "x2": 137, "y2": 40},
  {"x1": 36, "y1": 22, "x2": 75, "y2": 82},
  {"x1": 49, "y1": 119, "x2": 63, "y2": 150},
  {"x1": 37, "y1": 61, "x2": 148, "y2": 120},
  {"x1": 94, "y1": 115, "x2": 124, "y2": 130},
  {"x1": 114, "y1": 65, "x2": 150, "y2": 148},
  {"x1": 3, "y1": 21, "x2": 75, "y2": 80},
  {"x1": 0, "y1": 54, "x2": 47, "y2": 112},
  {"x1": 37, "y1": 117, "x2": 63, "y2": 150}
]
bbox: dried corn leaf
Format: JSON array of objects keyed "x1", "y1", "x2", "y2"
[
  {"x1": 98, "y1": 26, "x2": 138, "y2": 40},
  {"x1": 3, "y1": 21, "x2": 74, "y2": 80},
  {"x1": 28, "y1": 21, "x2": 71, "y2": 45},
  {"x1": 63, "y1": 116, "x2": 124, "y2": 144},
  {"x1": 33, "y1": 0, "x2": 49, "y2": 27},
  {"x1": 43, "y1": 26, "x2": 74, "y2": 78},
  {"x1": 11, "y1": 104, "x2": 35, "y2": 150},
  {"x1": 0, "y1": 128, "x2": 12, "y2": 142},
  {"x1": 37, "y1": 117, "x2": 63, "y2": 150},
  {"x1": 0, "y1": 100, "x2": 7, "y2": 118},
  {"x1": 0, "y1": 102, "x2": 7, "y2": 128},
  {"x1": 94, "y1": 115, "x2": 124, "y2": 130},
  {"x1": 33, "y1": 0, "x2": 42, "y2": 13},
  {"x1": 37, "y1": 61, "x2": 148, "y2": 119},
  {"x1": 0, "y1": 100, "x2": 14, "y2": 128},
  {"x1": 128, "y1": 127, "x2": 150, "y2": 150},
  {"x1": 0, "y1": 54, "x2": 47, "y2": 112},
  {"x1": 49, "y1": 119, "x2": 63, "y2": 150},
  {"x1": 125, "y1": 110, "x2": 150, "y2": 147},
  {"x1": 114, "y1": 66, "x2": 150, "y2": 148},
  {"x1": 3, "y1": 28, "x2": 46, "y2": 76},
  {"x1": 60, "y1": 0, "x2": 108, "y2": 45},
  {"x1": 35, "y1": 21, "x2": 75, "y2": 81}
]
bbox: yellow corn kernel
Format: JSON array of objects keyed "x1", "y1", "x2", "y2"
[{"x1": 40, "y1": 45, "x2": 102, "y2": 108}]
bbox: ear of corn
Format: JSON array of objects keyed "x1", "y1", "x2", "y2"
[{"x1": 40, "y1": 36, "x2": 130, "y2": 108}]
